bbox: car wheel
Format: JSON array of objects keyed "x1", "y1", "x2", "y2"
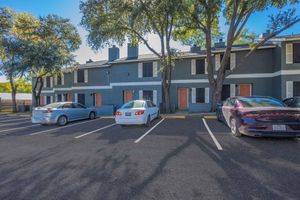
[
  {"x1": 230, "y1": 118, "x2": 241, "y2": 137},
  {"x1": 57, "y1": 116, "x2": 68, "y2": 126},
  {"x1": 89, "y1": 112, "x2": 96, "y2": 120},
  {"x1": 145, "y1": 115, "x2": 151, "y2": 127}
]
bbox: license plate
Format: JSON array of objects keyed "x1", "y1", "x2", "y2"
[
  {"x1": 125, "y1": 112, "x2": 131, "y2": 116},
  {"x1": 272, "y1": 125, "x2": 286, "y2": 131}
]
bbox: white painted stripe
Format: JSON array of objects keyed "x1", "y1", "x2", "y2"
[
  {"x1": 134, "y1": 118, "x2": 165, "y2": 143},
  {"x1": 0, "y1": 118, "x2": 29, "y2": 123},
  {"x1": 0, "y1": 120, "x2": 31, "y2": 127},
  {"x1": 75, "y1": 123, "x2": 116, "y2": 139},
  {"x1": 202, "y1": 118, "x2": 223, "y2": 151},
  {"x1": 0, "y1": 124, "x2": 40, "y2": 134},
  {"x1": 30, "y1": 118, "x2": 102, "y2": 136}
]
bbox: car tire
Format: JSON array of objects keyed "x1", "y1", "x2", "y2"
[
  {"x1": 57, "y1": 116, "x2": 68, "y2": 126},
  {"x1": 89, "y1": 112, "x2": 96, "y2": 120},
  {"x1": 230, "y1": 118, "x2": 241, "y2": 137},
  {"x1": 145, "y1": 115, "x2": 151, "y2": 127}
]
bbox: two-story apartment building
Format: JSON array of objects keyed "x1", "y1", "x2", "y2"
[{"x1": 39, "y1": 34, "x2": 300, "y2": 113}]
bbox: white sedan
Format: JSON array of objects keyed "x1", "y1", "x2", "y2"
[{"x1": 115, "y1": 100, "x2": 160, "y2": 126}]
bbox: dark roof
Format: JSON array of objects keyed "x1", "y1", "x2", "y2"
[{"x1": 79, "y1": 60, "x2": 110, "y2": 68}]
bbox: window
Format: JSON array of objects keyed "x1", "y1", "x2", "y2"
[
  {"x1": 74, "y1": 103, "x2": 86, "y2": 109},
  {"x1": 238, "y1": 97, "x2": 285, "y2": 108},
  {"x1": 293, "y1": 43, "x2": 300, "y2": 63},
  {"x1": 196, "y1": 59, "x2": 205, "y2": 74},
  {"x1": 143, "y1": 90, "x2": 153, "y2": 101},
  {"x1": 46, "y1": 77, "x2": 51, "y2": 87},
  {"x1": 143, "y1": 62, "x2": 153, "y2": 77},
  {"x1": 46, "y1": 96, "x2": 51, "y2": 104},
  {"x1": 77, "y1": 70, "x2": 84, "y2": 83},
  {"x1": 78, "y1": 94, "x2": 85, "y2": 105},
  {"x1": 220, "y1": 54, "x2": 230, "y2": 70},
  {"x1": 293, "y1": 81, "x2": 300, "y2": 96},
  {"x1": 196, "y1": 88, "x2": 205, "y2": 103},
  {"x1": 222, "y1": 85, "x2": 230, "y2": 101},
  {"x1": 122, "y1": 101, "x2": 145, "y2": 109},
  {"x1": 57, "y1": 94, "x2": 62, "y2": 102},
  {"x1": 57, "y1": 75, "x2": 62, "y2": 85},
  {"x1": 283, "y1": 98, "x2": 295, "y2": 106},
  {"x1": 62, "y1": 103, "x2": 74, "y2": 109}
]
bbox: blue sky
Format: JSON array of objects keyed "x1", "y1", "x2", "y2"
[{"x1": 1, "y1": 0, "x2": 300, "y2": 64}]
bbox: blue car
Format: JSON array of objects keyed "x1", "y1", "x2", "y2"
[{"x1": 31, "y1": 102, "x2": 97, "y2": 126}]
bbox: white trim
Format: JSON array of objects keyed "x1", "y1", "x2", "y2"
[
  {"x1": 153, "y1": 61, "x2": 158, "y2": 77},
  {"x1": 286, "y1": 81, "x2": 293, "y2": 98},
  {"x1": 286, "y1": 43, "x2": 293, "y2": 64},
  {"x1": 74, "y1": 71, "x2": 77, "y2": 84},
  {"x1": 153, "y1": 90, "x2": 157, "y2": 105},
  {"x1": 230, "y1": 84, "x2": 236, "y2": 97},
  {"x1": 84, "y1": 69, "x2": 88, "y2": 83},
  {"x1": 191, "y1": 88, "x2": 196, "y2": 103},
  {"x1": 138, "y1": 63, "x2": 143, "y2": 78},
  {"x1": 172, "y1": 79, "x2": 209, "y2": 83},
  {"x1": 191, "y1": 59, "x2": 196, "y2": 75},
  {"x1": 205, "y1": 88, "x2": 210, "y2": 103},
  {"x1": 111, "y1": 81, "x2": 161, "y2": 86},
  {"x1": 215, "y1": 54, "x2": 221, "y2": 71}
]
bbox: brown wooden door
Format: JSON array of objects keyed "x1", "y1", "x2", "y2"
[
  {"x1": 239, "y1": 84, "x2": 252, "y2": 96},
  {"x1": 67, "y1": 93, "x2": 73, "y2": 102},
  {"x1": 178, "y1": 88, "x2": 188, "y2": 110},
  {"x1": 95, "y1": 93, "x2": 102, "y2": 107},
  {"x1": 124, "y1": 90, "x2": 133, "y2": 103}
]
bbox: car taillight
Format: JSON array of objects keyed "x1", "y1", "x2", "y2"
[
  {"x1": 135, "y1": 110, "x2": 144, "y2": 115},
  {"x1": 115, "y1": 111, "x2": 122, "y2": 116}
]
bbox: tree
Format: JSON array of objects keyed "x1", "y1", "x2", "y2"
[
  {"x1": 180, "y1": 0, "x2": 300, "y2": 111},
  {"x1": 0, "y1": 8, "x2": 38, "y2": 112},
  {"x1": 28, "y1": 15, "x2": 81, "y2": 107},
  {"x1": 80, "y1": 0, "x2": 183, "y2": 113}
]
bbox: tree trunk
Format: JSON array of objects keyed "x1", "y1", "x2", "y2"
[
  {"x1": 162, "y1": 81, "x2": 171, "y2": 113},
  {"x1": 8, "y1": 76, "x2": 18, "y2": 113},
  {"x1": 32, "y1": 77, "x2": 43, "y2": 107}
]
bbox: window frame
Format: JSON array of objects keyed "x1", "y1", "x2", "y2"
[
  {"x1": 195, "y1": 59, "x2": 205, "y2": 74},
  {"x1": 142, "y1": 62, "x2": 153, "y2": 78},
  {"x1": 293, "y1": 43, "x2": 300, "y2": 63},
  {"x1": 195, "y1": 88, "x2": 205, "y2": 103}
]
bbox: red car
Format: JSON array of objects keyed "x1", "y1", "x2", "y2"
[{"x1": 216, "y1": 96, "x2": 300, "y2": 137}]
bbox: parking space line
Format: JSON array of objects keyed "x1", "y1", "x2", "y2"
[
  {"x1": 30, "y1": 118, "x2": 103, "y2": 136},
  {"x1": 202, "y1": 118, "x2": 223, "y2": 151},
  {"x1": 0, "y1": 118, "x2": 30, "y2": 123},
  {"x1": 134, "y1": 118, "x2": 165, "y2": 143},
  {"x1": 0, "y1": 121, "x2": 31, "y2": 127},
  {"x1": 75, "y1": 123, "x2": 116, "y2": 139},
  {"x1": 0, "y1": 124, "x2": 40, "y2": 134}
]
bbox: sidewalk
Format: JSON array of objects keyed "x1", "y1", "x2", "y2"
[
  {"x1": 160, "y1": 112, "x2": 216, "y2": 119},
  {"x1": 0, "y1": 112, "x2": 31, "y2": 117}
]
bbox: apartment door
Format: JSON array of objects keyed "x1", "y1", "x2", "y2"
[
  {"x1": 67, "y1": 93, "x2": 73, "y2": 101},
  {"x1": 178, "y1": 88, "x2": 188, "y2": 110},
  {"x1": 238, "y1": 84, "x2": 252, "y2": 96},
  {"x1": 124, "y1": 90, "x2": 134, "y2": 103},
  {"x1": 95, "y1": 93, "x2": 102, "y2": 107}
]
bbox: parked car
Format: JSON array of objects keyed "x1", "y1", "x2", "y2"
[
  {"x1": 216, "y1": 96, "x2": 300, "y2": 137},
  {"x1": 115, "y1": 100, "x2": 160, "y2": 127},
  {"x1": 31, "y1": 102, "x2": 97, "y2": 126},
  {"x1": 283, "y1": 97, "x2": 300, "y2": 108}
]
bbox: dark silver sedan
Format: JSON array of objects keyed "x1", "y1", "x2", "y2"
[{"x1": 31, "y1": 102, "x2": 97, "y2": 126}]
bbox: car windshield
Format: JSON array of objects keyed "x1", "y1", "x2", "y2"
[
  {"x1": 122, "y1": 101, "x2": 145, "y2": 109},
  {"x1": 43, "y1": 103, "x2": 62, "y2": 108},
  {"x1": 238, "y1": 97, "x2": 286, "y2": 108}
]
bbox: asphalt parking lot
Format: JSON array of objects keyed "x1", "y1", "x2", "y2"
[{"x1": 0, "y1": 113, "x2": 299, "y2": 200}]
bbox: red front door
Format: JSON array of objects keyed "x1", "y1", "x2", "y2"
[
  {"x1": 178, "y1": 88, "x2": 188, "y2": 110},
  {"x1": 239, "y1": 84, "x2": 252, "y2": 96},
  {"x1": 124, "y1": 90, "x2": 133, "y2": 103}
]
